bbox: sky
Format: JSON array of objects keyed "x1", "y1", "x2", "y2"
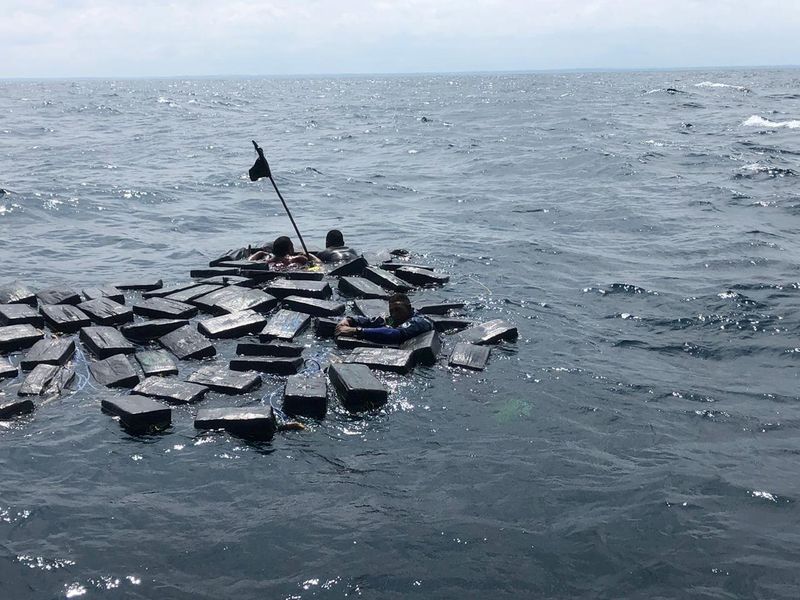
[{"x1": 1, "y1": 0, "x2": 799, "y2": 78}]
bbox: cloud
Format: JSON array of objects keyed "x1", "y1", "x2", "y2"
[{"x1": 1, "y1": 0, "x2": 799, "y2": 77}]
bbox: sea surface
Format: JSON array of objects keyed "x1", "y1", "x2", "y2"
[{"x1": 1, "y1": 69, "x2": 800, "y2": 599}]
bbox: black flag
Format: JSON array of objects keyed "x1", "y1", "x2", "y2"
[{"x1": 249, "y1": 140, "x2": 271, "y2": 181}]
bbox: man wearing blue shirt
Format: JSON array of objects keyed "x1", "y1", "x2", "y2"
[{"x1": 334, "y1": 293, "x2": 432, "y2": 345}]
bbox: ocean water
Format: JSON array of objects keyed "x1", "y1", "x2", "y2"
[{"x1": 1, "y1": 69, "x2": 800, "y2": 599}]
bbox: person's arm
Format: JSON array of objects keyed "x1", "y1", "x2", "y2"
[
  {"x1": 283, "y1": 253, "x2": 321, "y2": 267},
  {"x1": 336, "y1": 324, "x2": 357, "y2": 337},
  {"x1": 335, "y1": 315, "x2": 384, "y2": 337},
  {"x1": 335, "y1": 317, "x2": 354, "y2": 337},
  {"x1": 247, "y1": 250, "x2": 269, "y2": 261},
  {"x1": 360, "y1": 315, "x2": 433, "y2": 344},
  {"x1": 334, "y1": 324, "x2": 403, "y2": 344}
]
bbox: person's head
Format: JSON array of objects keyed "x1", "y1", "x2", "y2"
[
  {"x1": 388, "y1": 293, "x2": 413, "y2": 325},
  {"x1": 272, "y1": 236, "x2": 294, "y2": 258},
  {"x1": 325, "y1": 229, "x2": 344, "y2": 248}
]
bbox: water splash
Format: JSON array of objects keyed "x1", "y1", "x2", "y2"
[
  {"x1": 696, "y1": 81, "x2": 750, "y2": 92},
  {"x1": 742, "y1": 115, "x2": 800, "y2": 129}
]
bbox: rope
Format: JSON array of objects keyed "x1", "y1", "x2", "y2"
[
  {"x1": 303, "y1": 358, "x2": 323, "y2": 373},
  {"x1": 468, "y1": 274, "x2": 493, "y2": 295}
]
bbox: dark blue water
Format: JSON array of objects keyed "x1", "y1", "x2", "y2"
[{"x1": 1, "y1": 70, "x2": 800, "y2": 599}]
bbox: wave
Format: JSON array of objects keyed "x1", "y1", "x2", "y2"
[
  {"x1": 742, "y1": 115, "x2": 800, "y2": 129},
  {"x1": 735, "y1": 162, "x2": 797, "y2": 178},
  {"x1": 0, "y1": 202, "x2": 20, "y2": 216},
  {"x1": 643, "y1": 88, "x2": 684, "y2": 95},
  {"x1": 582, "y1": 283, "x2": 659, "y2": 296},
  {"x1": 715, "y1": 290, "x2": 770, "y2": 307},
  {"x1": 738, "y1": 141, "x2": 800, "y2": 157},
  {"x1": 729, "y1": 281, "x2": 794, "y2": 291},
  {"x1": 610, "y1": 339, "x2": 763, "y2": 361},
  {"x1": 695, "y1": 81, "x2": 750, "y2": 92},
  {"x1": 768, "y1": 93, "x2": 800, "y2": 100}
]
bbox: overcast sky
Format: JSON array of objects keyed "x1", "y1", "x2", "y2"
[{"x1": 2, "y1": 0, "x2": 799, "y2": 77}]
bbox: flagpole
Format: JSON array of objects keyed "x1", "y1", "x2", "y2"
[
  {"x1": 267, "y1": 173, "x2": 309, "y2": 256},
  {"x1": 250, "y1": 140, "x2": 310, "y2": 256}
]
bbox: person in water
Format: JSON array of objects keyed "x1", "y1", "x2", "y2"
[
  {"x1": 335, "y1": 293, "x2": 432, "y2": 344},
  {"x1": 317, "y1": 229, "x2": 358, "y2": 263},
  {"x1": 248, "y1": 236, "x2": 321, "y2": 267}
]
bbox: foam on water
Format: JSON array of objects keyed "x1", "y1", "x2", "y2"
[
  {"x1": 695, "y1": 81, "x2": 750, "y2": 91},
  {"x1": 743, "y1": 114, "x2": 800, "y2": 129}
]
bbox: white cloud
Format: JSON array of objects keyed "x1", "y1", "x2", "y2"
[{"x1": 1, "y1": 0, "x2": 799, "y2": 76}]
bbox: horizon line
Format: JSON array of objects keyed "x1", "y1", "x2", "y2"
[{"x1": 2, "y1": 63, "x2": 799, "y2": 81}]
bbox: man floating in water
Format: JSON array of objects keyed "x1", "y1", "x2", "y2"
[
  {"x1": 317, "y1": 229, "x2": 358, "y2": 263},
  {"x1": 248, "y1": 236, "x2": 321, "y2": 268},
  {"x1": 335, "y1": 293, "x2": 432, "y2": 344}
]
